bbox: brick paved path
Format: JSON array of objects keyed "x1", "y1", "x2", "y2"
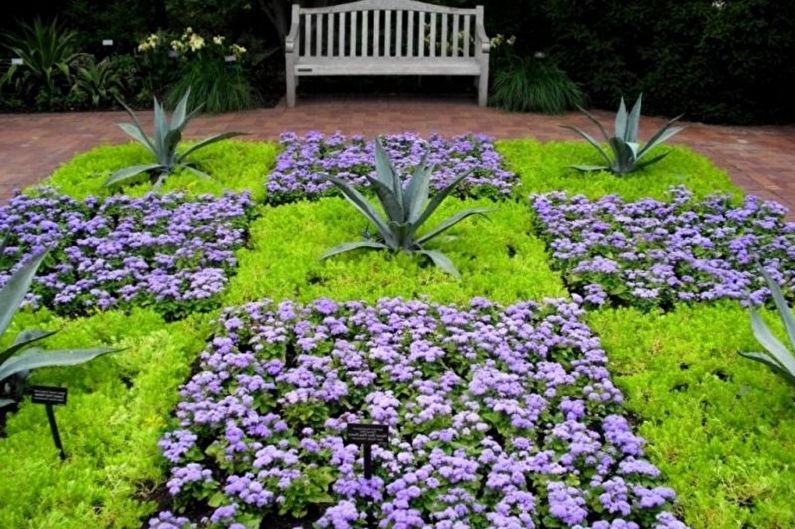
[{"x1": 1, "y1": 95, "x2": 794, "y2": 210}]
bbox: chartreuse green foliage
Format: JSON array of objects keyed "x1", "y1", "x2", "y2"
[
  {"x1": 322, "y1": 139, "x2": 490, "y2": 277},
  {"x1": 0, "y1": 308, "x2": 210, "y2": 529},
  {"x1": 42, "y1": 140, "x2": 278, "y2": 202},
  {"x1": 588, "y1": 304, "x2": 795, "y2": 529},
  {"x1": 106, "y1": 89, "x2": 246, "y2": 188},
  {"x1": 497, "y1": 139, "x2": 741, "y2": 200},
  {"x1": 224, "y1": 197, "x2": 566, "y2": 306}
]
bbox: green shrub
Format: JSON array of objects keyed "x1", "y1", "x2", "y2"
[
  {"x1": 43, "y1": 140, "x2": 278, "y2": 202},
  {"x1": 497, "y1": 139, "x2": 741, "y2": 201},
  {"x1": 491, "y1": 52, "x2": 584, "y2": 114},
  {"x1": 166, "y1": 56, "x2": 255, "y2": 114},
  {"x1": 223, "y1": 197, "x2": 567, "y2": 306},
  {"x1": 0, "y1": 308, "x2": 210, "y2": 529},
  {"x1": 588, "y1": 304, "x2": 795, "y2": 529}
]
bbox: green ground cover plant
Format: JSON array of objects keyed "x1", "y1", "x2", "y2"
[
  {"x1": 43, "y1": 140, "x2": 277, "y2": 202},
  {"x1": 588, "y1": 304, "x2": 795, "y2": 529},
  {"x1": 0, "y1": 308, "x2": 210, "y2": 528},
  {"x1": 223, "y1": 197, "x2": 567, "y2": 306},
  {"x1": 497, "y1": 140, "x2": 740, "y2": 200}
]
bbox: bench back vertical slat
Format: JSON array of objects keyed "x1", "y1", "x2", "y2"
[
  {"x1": 339, "y1": 12, "x2": 346, "y2": 57},
  {"x1": 407, "y1": 10, "x2": 414, "y2": 56},
  {"x1": 351, "y1": 11, "x2": 358, "y2": 56},
  {"x1": 452, "y1": 13, "x2": 459, "y2": 56},
  {"x1": 441, "y1": 12, "x2": 448, "y2": 57},
  {"x1": 462, "y1": 14, "x2": 470, "y2": 57},
  {"x1": 396, "y1": 10, "x2": 403, "y2": 57},
  {"x1": 374, "y1": 9, "x2": 380, "y2": 56},
  {"x1": 418, "y1": 11, "x2": 425, "y2": 57},
  {"x1": 316, "y1": 13, "x2": 323, "y2": 56},
  {"x1": 327, "y1": 13, "x2": 334, "y2": 56},
  {"x1": 429, "y1": 12, "x2": 436, "y2": 57},
  {"x1": 362, "y1": 10, "x2": 369, "y2": 57},
  {"x1": 384, "y1": 10, "x2": 391, "y2": 56},
  {"x1": 304, "y1": 13, "x2": 312, "y2": 57}
]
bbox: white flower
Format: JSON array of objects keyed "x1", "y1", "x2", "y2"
[
  {"x1": 506, "y1": 35, "x2": 516, "y2": 46},
  {"x1": 188, "y1": 34, "x2": 205, "y2": 51},
  {"x1": 213, "y1": 35, "x2": 225, "y2": 45},
  {"x1": 712, "y1": 0, "x2": 726, "y2": 9},
  {"x1": 171, "y1": 39, "x2": 185, "y2": 52},
  {"x1": 230, "y1": 43, "x2": 247, "y2": 57}
]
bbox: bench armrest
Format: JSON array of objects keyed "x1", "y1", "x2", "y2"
[
  {"x1": 285, "y1": 5, "x2": 300, "y2": 54},
  {"x1": 475, "y1": 7, "x2": 490, "y2": 54}
]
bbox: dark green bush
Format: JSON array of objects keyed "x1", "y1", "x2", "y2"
[{"x1": 541, "y1": 0, "x2": 795, "y2": 124}]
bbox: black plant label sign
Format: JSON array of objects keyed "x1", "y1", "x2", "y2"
[
  {"x1": 30, "y1": 386, "x2": 68, "y2": 406},
  {"x1": 346, "y1": 423, "x2": 389, "y2": 445}
]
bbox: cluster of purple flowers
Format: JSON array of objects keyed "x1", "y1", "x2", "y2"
[
  {"x1": 0, "y1": 189, "x2": 253, "y2": 318},
  {"x1": 150, "y1": 296, "x2": 687, "y2": 529},
  {"x1": 532, "y1": 186, "x2": 795, "y2": 310},
  {"x1": 266, "y1": 132, "x2": 517, "y2": 203}
]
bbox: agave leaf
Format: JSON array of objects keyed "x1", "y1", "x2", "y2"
[
  {"x1": 637, "y1": 116, "x2": 684, "y2": 159},
  {"x1": 105, "y1": 163, "x2": 162, "y2": 187},
  {"x1": 320, "y1": 240, "x2": 390, "y2": 260},
  {"x1": 739, "y1": 351, "x2": 795, "y2": 385},
  {"x1": 177, "y1": 132, "x2": 247, "y2": 162},
  {"x1": 0, "y1": 329, "x2": 57, "y2": 366},
  {"x1": 608, "y1": 137, "x2": 637, "y2": 174},
  {"x1": 0, "y1": 347, "x2": 118, "y2": 381},
  {"x1": 0, "y1": 398, "x2": 14, "y2": 409},
  {"x1": 323, "y1": 175, "x2": 396, "y2": 246},
  {"x1": 152, "y1": 97, "x2": 168, "y2": 161},
  {"x1": 364, "y1": 175, "x2": 403, "y2": 222},
  {"x1": 411, "y1": 168, "x2": 475, "y2": 232},
  {"x1": 0, "y1": 251, "x2": 47, "y2": 339},
  {"x1": 573, "y1": 105, "x2": 611, "y2": 142},
  {"x1": 116, "y1": 99, "x2": 156, "y2": 153},
  {"x1": 633, "y1": 151, "x2": 670, "y2": 171},
  {"x1": 116, "y1": 123, "x2": 156, "y2": 157},
  {"x1": 417, "y1": 249, "x2": 460, "y2": 278},
  {"x1": 170, "y1": 88, "x2": 191, "y2": 131},
  {"x1": 569, "y1": 164, "x2": 611, "y2": 172},
  {"x1": 560, "y1": 125, "x2": 613, "y2": 167},
  {"x1": 750, "y1": 310, "x2": 795, "y2": 376},
  {"x1": 762, "y1": 270, "x2": 795, "y2": 347},
  {"x1": 404, "y1": 160, "x2": 431, "y2": 224},
  {"x1": 625, "y1": 93, "x2": 643, "y2": 142},
  {"x1": 374, "y1": 138, "x2": 402, "y2": 199},
  {"x1": 415, "y1": 208, "x2": 490, "y2": 246},
  {"x1": 615, "y1": 97, "x2": 628, "y2": 140}
]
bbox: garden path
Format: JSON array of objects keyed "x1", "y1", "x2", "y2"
[{"x1": 1, "y1": 95, "x2": 793, "y2": 213}]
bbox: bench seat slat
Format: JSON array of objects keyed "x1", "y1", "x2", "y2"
[{"x1": 294, "y1": 57, "x2": 480, "y2": 76}]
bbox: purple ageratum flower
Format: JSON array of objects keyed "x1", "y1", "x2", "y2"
[
  {"x1": 532, "y1": 186, "x2": 795, "y2": 309},
  {"x1": 0, "y1": 188, "x2": 253, "y2": 318},
  {"x1": 266, "y1": 132, "x2": 517, "y2": 203},
  {"x1": 149, "y1": 297, "x2": 685, "y2": 528}
]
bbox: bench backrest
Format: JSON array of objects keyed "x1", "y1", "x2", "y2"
[{"x1": 292, "y1": 0, "x2": 483, "y2": 59}]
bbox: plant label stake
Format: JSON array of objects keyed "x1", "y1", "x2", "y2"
[
  {"x1": 11, "y1": 58, "x2": 23, "y2": 66},
  {"x1": 346, "y1": 423, "x2": 389, "y2": 529},
  {"x1": 30, "y1": 385, "x2": 68, "y2": 461},
  {"x1": 102, "y1": 39, "x2": 114, "y2": 46}
]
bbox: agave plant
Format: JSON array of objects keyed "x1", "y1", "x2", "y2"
[
  {"x1": 0, "y1": 247, "x2": 118, "y2": 410},
  {"x1": 321, "y1": 138, "x2": 489, "y2": 277},
  {"x1": 562, "y1": 94, "x2": 684, "y2": 175},
  {"x1": 106, "y1": 88, "x2": 245, "y2": 188},
  {"x1": 740, "y1": 271, "x2": 795, "y2": 387}
]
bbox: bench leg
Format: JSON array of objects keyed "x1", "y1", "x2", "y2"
[
  {"x1": 285, "y1": 54, "x2": 297, "y2": 108},
  {"x1": 477, "y1": 75, "x2": 488, "y2": 107}
]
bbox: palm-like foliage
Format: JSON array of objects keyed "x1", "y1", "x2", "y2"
[
  {"x1": 1, "y1": 18, "x2": 82, "y2": 105},
  {"x1": 740, "y1": 272, "x2": 795, "y2": 387},
  {"x1": 106, "y1": 88, "x2": 245, "y2": 188},
  {"x1": 0, "y1": 247, "x2": 117, "y2": 410},
  {"x1": 562, "y1": 94, "x2": 684, "y2": 175},
  {"x1": 71, "y1": 57, "x2": 126, "y2": 108},
  {"x1": 321, "y1": 138, "x2": 489, "y2": 277}
]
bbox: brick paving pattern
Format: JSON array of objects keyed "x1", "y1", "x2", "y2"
[{"x1": 1, "y1": 95, "x2": 793, "y2": 211}]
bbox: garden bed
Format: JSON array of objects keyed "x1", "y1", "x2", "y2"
[{"x1": 0, "y1": 134, "x2": 792, "y2": 529}]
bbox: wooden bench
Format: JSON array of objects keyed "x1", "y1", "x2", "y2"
[{"x1": 285, "y1": 0, "x2": 491, "y2": 107}]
